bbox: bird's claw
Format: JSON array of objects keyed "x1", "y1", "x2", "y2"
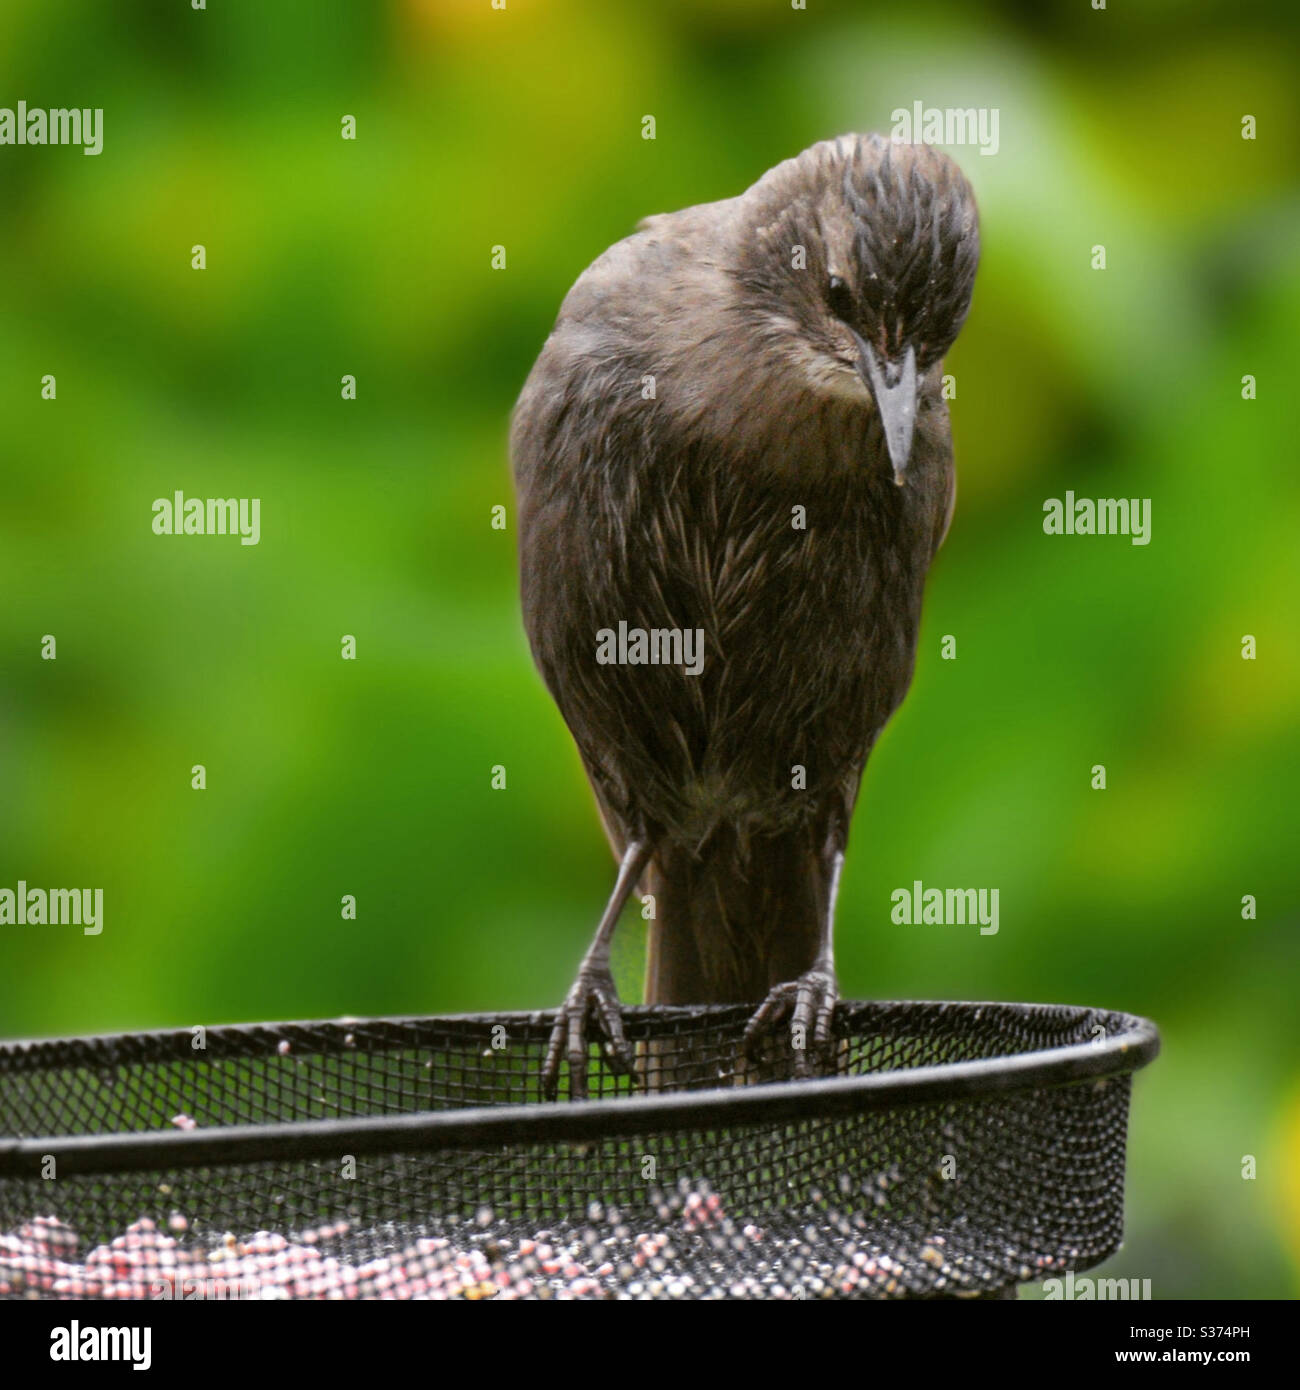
[
  {"x1": 742, "y1": 967, "x2": 839, "y2": 1078},
  {"x1": 541, "y1": 966, "x2": 639, "y2": 1100}
]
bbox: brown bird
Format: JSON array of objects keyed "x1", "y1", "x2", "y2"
[{"x1": 512, "y1": 133, "x2": 979, "y2": 1098}]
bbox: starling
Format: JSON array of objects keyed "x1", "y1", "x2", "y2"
[{"x1": 512, "y1": 134, "x2": 980, "y2": 1097}]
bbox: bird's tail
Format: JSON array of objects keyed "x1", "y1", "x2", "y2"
[{"x1": 642, "y1": 828, "x2": 826, "y2": 1089}]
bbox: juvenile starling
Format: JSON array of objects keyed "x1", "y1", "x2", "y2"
[{"x1": 512, "y1": 134, "x2": 979, "y2": 1097}]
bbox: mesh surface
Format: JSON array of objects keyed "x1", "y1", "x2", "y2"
[{"x1": 0, "y1": 1002, "x2": 1155, "y2": 1300}]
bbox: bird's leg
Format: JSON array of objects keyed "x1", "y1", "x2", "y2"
[
  {"x1": 742, "y1": 843, "x2": 843, "y2": 1079},
  {"x1": 541, "y1": 839, "x2": 652, "y2": 1100}
]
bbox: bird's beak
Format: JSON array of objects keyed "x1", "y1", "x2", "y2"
[{"x1": 851, "y1": 335, "x2": 918, "y2": 485}]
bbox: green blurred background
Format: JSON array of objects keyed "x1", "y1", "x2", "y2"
[{"x1": 1, "y1": 0, "x2": 1297, "y2": 1298}]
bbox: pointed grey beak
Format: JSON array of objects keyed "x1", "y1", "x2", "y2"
[{"x1": 851, "y1": 335, "x2": 918, "y2": 485}]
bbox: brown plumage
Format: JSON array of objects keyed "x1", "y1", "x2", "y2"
[{"x1": 512, "y1": 134, "x2": 979, "y2": 1096}]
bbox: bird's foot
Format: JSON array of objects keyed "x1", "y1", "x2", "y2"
[
  {"x1": 541, "y1": 964, "x2": 639, "y2": 1100},
  {"x1": 742, "y1": 966, "x2": 839, "y2": 1079}
]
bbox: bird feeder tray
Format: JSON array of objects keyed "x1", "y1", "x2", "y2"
[{"x1": 0, "y1": 1001, "x2": 1158, "y2": 1300}]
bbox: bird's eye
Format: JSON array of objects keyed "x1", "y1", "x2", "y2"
[{"x1": 827, "y1": 275, "x2": 854, "y2": 320}]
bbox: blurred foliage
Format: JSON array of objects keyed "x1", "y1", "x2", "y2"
[{"x1": 0, "y1": 0, "x2": 1297, "y2": 1298}]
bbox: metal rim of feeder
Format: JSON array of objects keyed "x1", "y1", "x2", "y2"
[{"x1": 0, "y1": 1001, "x2": 1159, "y2": 1178}]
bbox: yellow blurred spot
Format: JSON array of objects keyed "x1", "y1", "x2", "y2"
[{"x1": 1278, "y1": 1084, "x2": 1300, "y2": 1289}]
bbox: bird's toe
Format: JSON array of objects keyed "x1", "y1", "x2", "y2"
[
  {"x1": 743, "y1": 968, "x2": 839, "y2": 1076},
  {"x1": 541, "y1": 970, "x2": 637, "y2": 1100}
]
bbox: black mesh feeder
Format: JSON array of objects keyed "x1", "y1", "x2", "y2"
[{"x1": 0, "y1": 1001, "x2": 1158, "y2": 1300}]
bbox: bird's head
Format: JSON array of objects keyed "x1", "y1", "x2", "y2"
[{"x1": 733, "y1": 134, "x2": 979, "y2": 483}]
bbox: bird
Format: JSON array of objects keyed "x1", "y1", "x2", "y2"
[{"x1": 511, "y1": 133, "x2": 979, "y2": 1099}]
